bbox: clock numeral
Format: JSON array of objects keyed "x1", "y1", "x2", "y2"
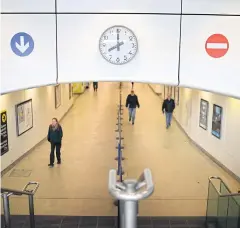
[
  {"x1": 132, "y1": 43, "x2": 136, "y2": 48},
  {"x1": 110, "y1": 30, "x2": 114, "y2": 34},
  {"x1": 104, "y1": 36, "x2": 108, "y2": 40},
  {"x1": 129, "y1": 51, "x2": 133, "y2": 55},
  {"x1": 109, "y1": 55, "x2": 112, "y2": 60},
  {"x1": 116, "y1": 28, "x2": 121, "y2": 33},
  {"x1": 124, "y1": 56, "x2": 128, "y2": 61},
  {"x1": 116, "y1": 58, "x2": 120, "y2": 63},
  {"x1": 129, "y1": 36, "x2": 133, "y2": 41}
]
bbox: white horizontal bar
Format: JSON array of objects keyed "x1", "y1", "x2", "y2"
[{"x1": 206, "y1": 43, "x2": 228, "y2": 49}]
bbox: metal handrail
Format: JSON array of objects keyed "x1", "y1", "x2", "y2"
[
  {"x1": 1, "y1": 181, "x2": 39, "y2": 228},
  {"x1": 1, "y1": 181, "x2": 39, "y2": 196},
  {"x1": 209, "y1": 176, "x2": 240, "y2": 197},
  {"x1": 116, "y1": 86, "x2": 123, "y2": 181}
]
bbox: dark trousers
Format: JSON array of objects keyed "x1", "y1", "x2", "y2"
[{"x1": 50, "y1": 143, "x2": 61, "y2": 164}]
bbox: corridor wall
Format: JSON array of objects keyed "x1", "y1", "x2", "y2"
[
  {"x1": 0, "y1": 84, "x2": 73, "y2": 171},
  {"x1": 174, "y1": 88, "x2": 240, "y2": 179},
  {"x1": 1, "y1": 0, "x2": 240, "y2": 97},
  {"x1": 150, "y1": 83, "x2": 240, "y2": 178}
]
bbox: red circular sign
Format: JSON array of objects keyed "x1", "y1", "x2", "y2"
[{"x1": 205, "y1": 34, "x2": 229, "y2": 58}]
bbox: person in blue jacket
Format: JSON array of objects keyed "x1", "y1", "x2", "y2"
[
  {"x1": 162, "y1": 94, "x2": 175, "y2": 129},
  {"x1": 47, "y1": 118, "x2": 63, "y2": 167},
  {"x1": 126, "y1": 90, "x2": 140, "y2": 125}
]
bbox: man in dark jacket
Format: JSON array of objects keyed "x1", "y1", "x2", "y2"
[
  {"x1": 126, "y1": 90, "x2": 140, "y2": 125},
  {"x1": 93, "y1": 82, "x2": 98, "y2": 92},
  {"x1": 162, "y1": 94, "x2": 175, "y2": 129},
  {"x1": 47, "y1": 118, "x2": 63, "y2": 167}
]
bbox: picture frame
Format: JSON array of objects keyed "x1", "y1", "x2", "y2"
[
  {"x1": 16, "y1": 99, "x2": 33, "y2": 136},
  {"x1": 1, "y1": 110, "x2": 9, "y2": 155},
  {"x1": 212, "y1": 104, "x2": 223, "y2": 139},
  {"x1": 55, "y1": 84, "x2": 61, "y2": 109},
  {"x1": 164, "y1": 86, "x2": 170, "y2": 99},
  {"x1": 174, "y1": 87, "x2": 179, "y2": 105},
  {"x1": 199, "y1": 99, "x2": 209, "y2": 130},
  {"x1": 69, "y1": 84, "x2": 72, "y2": 100}
]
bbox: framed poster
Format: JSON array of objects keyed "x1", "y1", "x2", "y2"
[
  {"x1": 55, "y1": 84, "x2": 61, "y2": 108},
  {"x1": 199, "y1": 99, "x2": 209, "y2": 130},
  {"x1": 1, "y1": 110, "x2": 9, "y2": 155},
  {"x1": 212, "y1": 104, "x2": 222, "y2": 139},
  {"x1": 69, "y1": 83, "x2": 72, "y2": 100},
  {"x1": 164, "y1": 86, "x2": 171, "y2": 99},
  {"x1": 174, "y1": 87, "x2": 179, "y2": 105},
  {"x1": 16, "y1": 99, "x2": 33, "y2": 136}
]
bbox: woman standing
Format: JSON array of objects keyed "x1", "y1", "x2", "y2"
[{"x1": 47, "y1": 118, "x2": 63, "y2": 167}]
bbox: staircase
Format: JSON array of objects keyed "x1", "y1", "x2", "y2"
[{"x1": 1, "y1": 177, "x2": 239, "y2": 228}]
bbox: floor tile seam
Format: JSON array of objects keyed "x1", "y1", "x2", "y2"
[
  {"x1": 96, "y1": 216, "x2": 99, "y2": 228},
  {"x1": 77, "y1": 216, "x2": 82, "y2": 228},
  {"x1": 59, "y1": 217, "x2": 64, "y2": 227}
]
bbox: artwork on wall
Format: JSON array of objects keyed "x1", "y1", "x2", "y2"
[
  {"x1": 16, "y1": 99, "x2": 33, "y2": 136},
  {"x1": 1, "y1": 110, "x2": 9, "y2": 155},
  {"x1": 55, "y1": 84, "x2": 61, "y2": 109},
  {"x1": 212, "y1": 104, "x2": 222, "y2": 139},
  {"x1": 199, "y1": 99, "x2": 209, "y2": 130},
  {"x1": 164, "y1": 86, "x2": 172, "y2": 99},
  {"x1": 174, "y1": 87, "x2": 179, "y2": 105},
  {"x1": 69, "y1": 84, "x2": 72, "y2": 100}
]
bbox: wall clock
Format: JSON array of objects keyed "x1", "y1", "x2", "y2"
[{"x1": 99, "y1": 25, "x2": 138, "y2": 65}]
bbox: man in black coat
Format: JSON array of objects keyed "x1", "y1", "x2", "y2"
[
  {"x1": 162, "y1": 94, "x2": 175, "y2": 129},
  {"x1": 126, "y1": 90, "x2": 140, "y2": 125}
]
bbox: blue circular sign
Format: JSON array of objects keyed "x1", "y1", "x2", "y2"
[{"x1": 10, "y1": 32, "x2": 34, "y2": 57}]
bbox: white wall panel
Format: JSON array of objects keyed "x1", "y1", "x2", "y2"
[
  {"x1": 179, "y1": 16, "x2": 240, "y2": 99},
  {"x1": 57, "y1": 0, "x2": 181, "y2": 13},
  {"x1": 1, "y1": 0, "x2": 55, "y2": 13},
  {"x1": 182, "y1": 0, "x2": 240, "y2": 15},
  {"x1": 1, "y1": 15, "x2": 57, "y2": 94},
  {"x1": 57, "y1": 14, "x2": 180, "y2": 85}
]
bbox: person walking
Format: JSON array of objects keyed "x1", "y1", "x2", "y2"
[
  {"x1": 47, "y1": 118, "x2": 63, "y2": 167},
  {"x1": 131, "y1": 82, "x2": 134, "y2": 89},
  {"x1": 126, "y1": 90, "x2": 140, "y2": 125},
  {"x1": 162, "y1": 94, "x2": 175, "y2": 129},
  {"x1": 93, "y1": 82, "x2": 98, "y2": 92}
]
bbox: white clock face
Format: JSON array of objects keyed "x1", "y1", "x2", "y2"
[{"x1": 99, "y1": 25, "x2": 138, "y2": 65}]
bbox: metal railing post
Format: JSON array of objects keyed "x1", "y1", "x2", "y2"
[
  {"x1": 109, "y1": 169, "x2": 154, "y2": 228},
  {"x1": 28, "y1": 194, "x2": 35, "y2": 228},
  {"x1": 2, "y1": 193, "x2": 11, "y2": 228},
  {"x1": 124, "y1": 200, "x2": 138, "y2": 228},
  {"x1": 120, "y1": 200, "x2": 125, "y2": 228},
  {"x1": 1, "y1": 182, "x2": 39, "y2": 228}
]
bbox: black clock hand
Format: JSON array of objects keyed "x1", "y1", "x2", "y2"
[
  {"x1": 117, "y1": 33, "x2": 120, "y2": 51},
  {"x1": 108, "y1": 41, "x2": 124, "y2": 52}
]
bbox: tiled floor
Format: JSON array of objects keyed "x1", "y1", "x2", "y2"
[
  {"x1": 1, "y1": 82, "x2": 240, "y2": 216},
  {"x1": 1, "y1": 215, "x2": 206, "y2": 228}
]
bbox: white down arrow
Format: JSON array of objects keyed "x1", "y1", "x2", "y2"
[{"x1": 15, "y1": 36, "x2": 30, "y2": 53}]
